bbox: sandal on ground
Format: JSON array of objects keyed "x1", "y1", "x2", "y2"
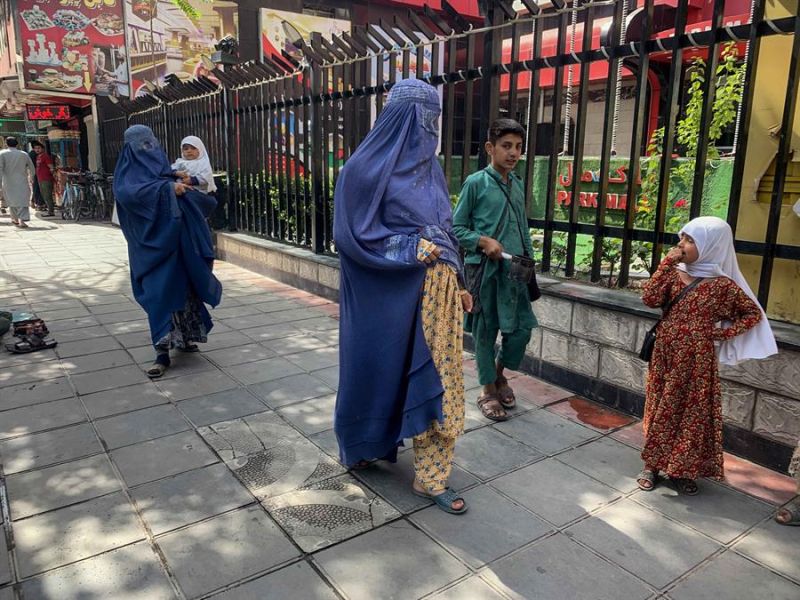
[
  {"x1": 146, "y1": 362, "x2": 168, "y2": 379},
  {"x1": 178, "y1": 343, "x2": 200, "y2": 353},
  {"x1": 775, "y1": 499, "x2": 800, "y2": 526},
  {"x1": 349, "y1": 460, "x2": 374, "y2": 471},
  {"x1": 495, "y1": 374, "x2": 516, "y2": 409},
  {"x1": 5, "y1": 334, "x2": 57, "y2": 354},
  {"x1": 636, "y1": 469, "x2": 659, "y2": 491},
  {"x1": 413, "y1": 486, "x2": 468, "y2": 515},
  {"x1": 672, "y1": 478, "x2": 699, "y2": 496},
  {"x1": 477, "y1": 393, "x2": 508, "y2": 422}
]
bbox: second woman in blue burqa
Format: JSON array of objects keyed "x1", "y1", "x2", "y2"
[{"x1": 334, "y1": 79, "x2": 472, "y2": 514}]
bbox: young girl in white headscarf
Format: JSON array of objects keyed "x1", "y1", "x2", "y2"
[
  {"x1": 172, "y1": 136, "x2": 217, "y2": 195},
  {"x1": 636, "y1": 216, "x2": 777, "y2": 496}
]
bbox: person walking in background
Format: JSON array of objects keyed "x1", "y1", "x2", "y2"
[
  {"x1": 113, "y1": 125, "x2": 222, "y2": 379},
  {"x1": 452, "y1": 119, "x2": 538, "y2": 422},
  {"x1": 31, "y1": 141, "x2": 56, "y2": 217},
  {"x1": 636, "y1": 216, "x2": 777, "y2": 496},
  {"x1": 334, "y1": 78, "x2": 472, "y2": 514},
  {"x1": 28, "y1": 142, "x2": 45, "y2": 211},
  {"x1": 0, "y1": 137, "x2": 36, "y2": 228}
]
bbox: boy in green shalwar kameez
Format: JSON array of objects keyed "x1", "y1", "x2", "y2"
[{"x1": 452, "y1": 119, "x2": 538, "y2": 421}]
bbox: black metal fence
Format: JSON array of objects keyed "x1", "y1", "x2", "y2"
[{"x1": 101, "y1": 0, "x2": 800, "y2": 313}]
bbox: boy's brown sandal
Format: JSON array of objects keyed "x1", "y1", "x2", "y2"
[
  {"x1": 477, "y1": 393, "x2": 508, "y2": 421},
  {"x1": 495, "y1": 374, "x2": 516, "y2": 409}
]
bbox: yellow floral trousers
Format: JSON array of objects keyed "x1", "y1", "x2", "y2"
[{"x1": 413, "y1": 262, "x2": 465, "y2": 492}]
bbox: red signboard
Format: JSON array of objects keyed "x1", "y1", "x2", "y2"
[
  {"x1": 26, "y1": 104, "x2": 72, "y2": 120},
  {"x1": 16, "y1": 0, "x2": 126, "y2": 96}
]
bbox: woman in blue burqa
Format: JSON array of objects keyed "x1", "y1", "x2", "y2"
[
  {"x1": 113, "y1": 125, "x2": 222, "y2": 378},
  {"x1": 334, "y1": 79, "x2": 473, "y2": 514}
]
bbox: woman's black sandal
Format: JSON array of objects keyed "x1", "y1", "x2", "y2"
[{"x1": 672, "y1": 478, "x2": 699, "y2": 495}]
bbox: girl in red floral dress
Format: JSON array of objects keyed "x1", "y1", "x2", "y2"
[{"x1": 636, "y1": 217, "x2": 777, "y2": 495}]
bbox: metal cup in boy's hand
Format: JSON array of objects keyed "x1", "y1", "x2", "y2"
[{"x1": 479, "y1": 236, "x2": 504, "y2": 260}]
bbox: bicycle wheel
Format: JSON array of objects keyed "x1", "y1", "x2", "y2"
[
  {"x1": 73, "y1": 187, "x2": 85, "y2": 221},
  {"x1": 94, "y1": 185, "x2": 107, "y2": 220},
  {"x1": 62, "y1": 185, "x2": 74, "y2": 220}
]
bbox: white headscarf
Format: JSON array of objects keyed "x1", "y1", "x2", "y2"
[
  {"x1": 172, "y1": 135, "x2": 216, "y2": 193},
  {"x1": 678, "y1": 216, "x2": 777, "y2": 365}
]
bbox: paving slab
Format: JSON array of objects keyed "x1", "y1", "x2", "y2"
[
  {"x1": 54, "y1": 336, "x2": 124, "y2": 359},
  {"x1": 248, "y1": 373, "x2": 335, "y2": 409},
  {"x1": 0, "y1": 360, "x2": 65, "y2": 387},
  {"x1": 20, "y1": 542, "x2": 174, "y2": 600},
  {"x1": 411, "y1": 485, "x2": 551, "y2": 568},
  {"x1": 491, "y1": 458, "x2": 622, "y2": 526},
  {"x1": 0, "y1": 532, "x2": 9, "y2": 586},
  {"x1": 0, "y1": 398, "x2": 86, "y2": 440},
  {"x1": 430, "y1": 577, "x2": 508, "y2": 599},
  {"x1": 284, "y1": 347, "x2": 340, "y2": 373},
  {"x1": 240, "y1": 322, "x2": 303, "y2": 342},
  {"x1": 212, "y1": 561, "x2": 338, "y2": 600},
  {"x1": 733, "y1": 516, "x2": 800, "y2": 582},
  {"x1": 158, "y1": 505, "x2": 300, "y2": 598},
  {"x1": 7, "y1": 453, "x2": 120, "y2": 519},
  {"x1": 263, "y1": 474, "x2": 400, "y2": 552},
  {"x1": 0, "y1": 423, "x2": 102, "y2": 474},
  {"x1": 224, "y1": 356, "x2": 304, "y2": 386},
  {"x1": 260, "y1": 333, "x2": 333, "y2": 356},
  {"x1": 276, "y1": 394, "x2": 337, "y2": 436},
  {"x1": 311, "y1": 366, "x2": 339, "y2": 390},
  {"x1": 493, "y1": 408, "x2": 600, "y2": 455},
  {"x1": 203, "y1": 344, "x2": 278, "y2": 368},
  {"x1": 81, "y1": 382, "x2": 168, "y2": 419},
  {"x1": 60, "y1": 349, "x2": 135, "y2": 375},
  {"x1": 485, "y1": 533, "x2": 651, "y2": 600},
  {"x1": 353, "y1": 450, "x2": 479, "y2": 514},
  {"x1": 453, "y1": 427, "x2": 543, "y2": 480},
  {"x1": 634, "y1": 480, "x2": 775, "y2": 543},
  {"x1": 546, "y1": 396, "x2": 636, "y2": 432},
  {"x1": 308, "y1": 428, "x2": 340, "y2": 459},
  {"x1": 71, "y1": 365, "x2": 150, "y2": 396},
  {"x1": 155, "y1": 371, "x2": 239, "y2": 402},
  {"x1": 13, "y1": 492, "x2": 144, "y2": 578},
  {"x1": 0, "y1": 377, "x2": 75, "y2": 411},
  {"x1": 668, "y1": 550, "x2": 800, "y2": 600},
  {"x1": 96, "y1": 404, "x2": 191, "y2": 449},
  {"x1": 199, "y1": 331, "x2": 255, "y2": 352},
  {"x1": 557, "y1": 437, "x2": 645, "y2": 493},
  {"x1": 111, "y1": 430, "x2": 218, "y2": 487},
  {"x1": 177, "y1": 389, "x2": 269, "y2": 427},
  {"x1": 565, "y1": 497, "x2": 721, "y2": 588},
  {"x1": 314, "y1": 521, "x2": 468, "y2": 600},
  {"x1": 131, "y1": 463, "x2": 253, "y2": 535}
]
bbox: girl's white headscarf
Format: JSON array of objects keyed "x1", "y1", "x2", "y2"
[
  {"x1": 678, "y1": 216, "x2": 777, "y2": 365},
  {"x1": 172, "y1": 135, "x2": 216, "y2": 193}
]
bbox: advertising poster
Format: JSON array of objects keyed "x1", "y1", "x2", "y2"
[
  {"x1": 260, "y1": 8, "x2": 349, "y2": 70},
  {"x1": 124, "y1": 0, "x2": 237, "y2": 97},
  {"x1": 17, "y1": 0, "x2": 126, "y2": 95}
]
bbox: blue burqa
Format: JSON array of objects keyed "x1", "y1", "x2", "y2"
[
  {"x1": 334, "y1": 79, "x2": 462, "y2": 466},
  {"x1": 113, "y1": 125, "x2": 222, "y2": 346}
]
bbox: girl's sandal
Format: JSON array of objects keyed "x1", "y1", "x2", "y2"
[
  {"x1": 495, "y1": 375, "x2": 516, "y2": 409},
  {"x1": 413, "y1": 486, "x2": 468, "y2": 515},
  {"x1": 477, "y1": 393, "x2": 508, "y2": 422},
  {"x1": 636, "y1": 469, "x2": 659, "y2": 491},
  {"x1": 178, "y1": 344, "x2": 200, "y2": 353},
  {"x1": 349, "y1": 460, "x2": 374, "y2": 471},
  {"x1": 672, "y1": 478, "x2": 699, "y2": 496},
  {"x1": 146, "y1": 362, "x2": 168, "y2": 379},
  {"x1": 775, "y1": 499, "x2": 800, "y2": 526}
]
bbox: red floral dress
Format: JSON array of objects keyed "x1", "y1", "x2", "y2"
[{"x1": 641, "y1": 255, "x2": 762, "y2": 480}]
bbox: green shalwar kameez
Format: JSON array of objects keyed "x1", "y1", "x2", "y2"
[{"x1": 452, "y1": 166, "x2": 537, "y2": 385}]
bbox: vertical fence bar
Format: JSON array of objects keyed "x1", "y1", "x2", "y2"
[
  {"x1": 564, "y1": 3, "x2": 596, "y2": 278},
  {"x1": 443, "y1": 37, "x2": 457, "y2": 186},
  {"x1": 590, "y1": 0, "x2": 625, "y2": 282},
  {"x1": 541, "y1": 11, "x2": 570, "y2": 273},
  {"x1": 618, "y1": 0, "x2": 655, "y2": 287},
  {"x1": 757, "y1": 3, "x2": 800, "y2": 305},
  {"x1": 524, "y1": 15, "x2": 543, "y2": 234},
  {"x1": 508, "y1": 21, "x2": 521, "y2": 121},
  {"x1": 310, "y1": 59, "x2": 326, "y2": 254},
  {"x1": 726, "y1": 0, "x2": 766, "y2": 234},
  {"x1": 688, "y1": 0, "x2": 727, "y2": 219},
  {"x1": 650, "y1": 0, "x2": 690, "y2": 271},
  {"x1": 460, "y1": 33, "x2": 477, "y2": 184}
]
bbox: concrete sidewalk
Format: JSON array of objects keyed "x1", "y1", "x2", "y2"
[{"x1": 0, "y1": 215, "x2": 798, "y2": 600}]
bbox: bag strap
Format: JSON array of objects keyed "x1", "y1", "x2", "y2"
[
  {"x1": 659, "y1": 277, "x2": 705, "y2": 321},
  {"x1": 485, "y1": 167, "x2": 530, "y2": 258}
]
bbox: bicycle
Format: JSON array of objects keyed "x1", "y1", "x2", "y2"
[
  {"x1": 60, "y1": 172, "x2": 84, "y2": 221},
  {"x1": 84, "y1": 171, "x2": 112, "y2": 220}
]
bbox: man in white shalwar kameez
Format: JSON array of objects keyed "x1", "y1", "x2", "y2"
[{"x1": 0, "y1": 137, "x2": 35, "y2": 228}]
